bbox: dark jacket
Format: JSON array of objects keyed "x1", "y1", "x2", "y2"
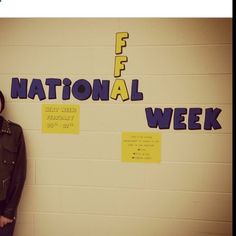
[{"x1": 0, "y1": 116, "x2": 26, "y2": 219}]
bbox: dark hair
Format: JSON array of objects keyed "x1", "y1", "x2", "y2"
[{"x1": 0, "y1": 90, "x2": 5, "y2": 113}]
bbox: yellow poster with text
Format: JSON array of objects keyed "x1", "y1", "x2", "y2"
[
  {"x1": 42, "y1": 104, "x2": 80, "y2": 134},
  {"x1": 122, "y1": 132, "x2": 161, "y2": 163}
]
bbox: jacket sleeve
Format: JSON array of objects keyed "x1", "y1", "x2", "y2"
[{"x1": 3, "y1": 128, "x2": 27, "y2": 219}]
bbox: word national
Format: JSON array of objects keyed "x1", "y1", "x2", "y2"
[{"x1": 11, "y1": 78, "x2": 143, "y2": 101}]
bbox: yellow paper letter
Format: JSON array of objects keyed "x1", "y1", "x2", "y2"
[
  {"x1": 114, "y1": 56, "x2": 128, "y2": 78},
  {"x1": 110, "y1": 79, "x2": 129, "y2": 101},
  {"x1": 115, "y1": 32, "x2": 129, "y2": 54}
]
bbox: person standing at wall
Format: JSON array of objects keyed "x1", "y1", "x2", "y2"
[{"x1": 0, "y1": 90, "x2": 27, "y2": 236}]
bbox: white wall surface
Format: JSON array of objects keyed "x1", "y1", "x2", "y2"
[{"x1": 0, "y1": 18, "x2": 232, "y2": 236}]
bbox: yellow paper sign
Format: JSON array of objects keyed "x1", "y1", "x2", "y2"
[
  {"x1": 122, "y1": 132, "x2": 161, "y2": 163},
  {"x1": 42, "y1": 104, "x2": 80, "y2": 134}
]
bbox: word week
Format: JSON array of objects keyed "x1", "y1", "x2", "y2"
[
  {"x1": 145, "y1": 107, "x2": 222, "y2": 130},
  {"x1": 10, "y1": 32, "x2": 222, "y2": 130}
]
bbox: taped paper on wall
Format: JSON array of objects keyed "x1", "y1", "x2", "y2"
[
  {"x1": 122, "y1": 132, "x2": 161, "y2": 163},
  {"x1": 42, "y1": 104, "x2": 80, "y2": 134}
]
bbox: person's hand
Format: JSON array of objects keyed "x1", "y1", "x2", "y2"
[{"x1": 0, "y1": 216, "x2": 13, "y2": 228}]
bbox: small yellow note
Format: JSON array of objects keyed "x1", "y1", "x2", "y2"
[
  {"x1": 122, "y1": 132, "x2": 161, "y2": 163},
  {"x1": 42, "y1": 104, "x2": 80, "y2": 134}
]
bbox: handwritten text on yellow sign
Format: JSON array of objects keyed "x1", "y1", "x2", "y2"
[{"x1": 42, "y1": 104, "x2": 80, "y2": 134}]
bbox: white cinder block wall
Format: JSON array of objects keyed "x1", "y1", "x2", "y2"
[{"x1": 0, "y1": 19, "x2": 232, "y2": 236}]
